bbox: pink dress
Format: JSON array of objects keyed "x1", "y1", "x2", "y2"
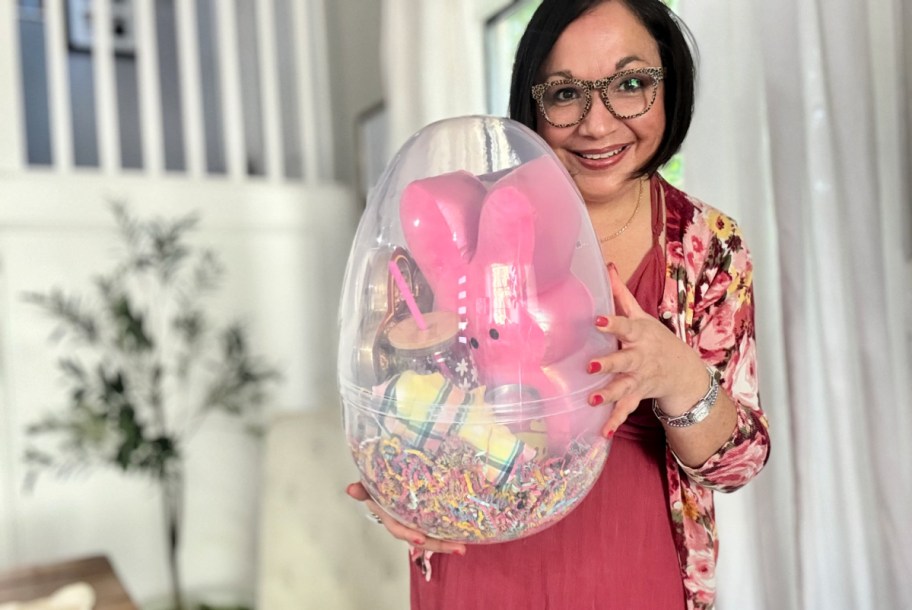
[{"x1": 410, "y1": 178, "x2": 686, "y2": 610}]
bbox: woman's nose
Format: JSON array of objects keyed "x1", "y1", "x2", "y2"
[{"x1": 576, "y1": 96, "x2": 622, "y2": 137}]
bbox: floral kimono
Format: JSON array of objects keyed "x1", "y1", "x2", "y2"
[{"x1": 658, "y1": 177, "x2": 771, "y2": 609}]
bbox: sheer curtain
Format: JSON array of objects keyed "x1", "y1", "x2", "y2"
[
  {"x1": 380, "y1": 0, "x2": 488, "y2": 156},
  {"x1": 678, "y1": 0, "x2": 912, "y2": 607},
  {"x1": 380, "y1": 1, "x2": 912, "y2": 608}
]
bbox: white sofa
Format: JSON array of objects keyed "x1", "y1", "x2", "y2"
[{"x1": 257, "y1": 408, "x2": 410, "y2": 609}]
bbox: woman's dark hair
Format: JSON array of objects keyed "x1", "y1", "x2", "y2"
[{"x1": 508, "y1": 0, "x2": 697, "y2": 178}]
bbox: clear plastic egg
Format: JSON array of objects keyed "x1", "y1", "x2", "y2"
[{"x1": 338, "y1": 116, "x2": 618, "y2": 543}]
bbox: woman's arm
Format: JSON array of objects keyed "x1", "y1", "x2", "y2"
[
  {"x1": 589, "y1": 264, "x2": 739, "y2": 464},
  {"x1": 589, "y1": 253, "x2": 769, "y2": 489}
]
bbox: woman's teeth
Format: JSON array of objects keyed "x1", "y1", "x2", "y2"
[{"x1": 579, "y1": 147, "x2": 625, "y2": 160}]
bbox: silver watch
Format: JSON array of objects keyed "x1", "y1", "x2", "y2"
[{"x1": 653, "y1": 366, "x2": 719, "y2": 428}]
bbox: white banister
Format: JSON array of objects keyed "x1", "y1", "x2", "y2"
[
  {"x1": 44, "y1": 0, "x2": 73, "y2": 171},
  {"x1": 256, "y1": 0, "x2": 283, "y2": 181},
  {"x1": 136, "y1": 0, "x2": 164, "y2": 174},
  {"x1": 92, "y1": 0, "x2": 120, "y2": 172},
  {"x1": 174, "y1": 0, "x2": 205, "y2": 177},
  {"x1": 291, "y1": 0, "x2": 329, "y2": 184},
  {"x1": 0, "y1": 1, "x2": 24, "y2": 172},
  {"x1": 215, "y1": 0, "x2": 246, "y2": 180},
  {"x1": 5, "y1": 0, "x2": 337, "y2": 184},
  {"x1": 306, "y1": 0, "x2": 334, "y2": 181}
]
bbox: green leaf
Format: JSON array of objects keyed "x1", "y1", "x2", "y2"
[
  {"x1": 23, "y1": 289, "x2": 100, "y2": 344},
  {"x1": 109, "y1": 294, "x2": 154, "y2": 352}
]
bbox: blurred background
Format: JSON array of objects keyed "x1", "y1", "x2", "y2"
[{"x1": 0, "y1": 0, "x2": 909, "y2": 609}]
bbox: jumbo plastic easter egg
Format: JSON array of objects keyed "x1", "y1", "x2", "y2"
[{"x1": 337, "y1": 116, "x2": 618, "y2": 543}]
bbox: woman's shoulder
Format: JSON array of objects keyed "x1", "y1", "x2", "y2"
[{"x1": 660, "y1": 176, "x2": 746, "y2": 246}]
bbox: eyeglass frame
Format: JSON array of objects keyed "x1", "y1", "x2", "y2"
[{"x1": 531, "y1": 66, "x2": 666, "y2": 128}]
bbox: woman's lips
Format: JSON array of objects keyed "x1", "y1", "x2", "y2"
[{"x1": 574, "y1": 144, "x2": 629, "y2": 169}]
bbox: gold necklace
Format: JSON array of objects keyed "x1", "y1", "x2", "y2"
[{"x1": 599, "y1": 179, "x2": 644, "y2": 243}]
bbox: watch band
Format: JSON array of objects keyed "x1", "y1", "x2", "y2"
[{"x1": 653, "y1": 366, "x2": 719, "y2": 428}]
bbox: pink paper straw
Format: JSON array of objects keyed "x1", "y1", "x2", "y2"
[{"x1": 388, "y1": 260, "x2": 428, "y2": 330}]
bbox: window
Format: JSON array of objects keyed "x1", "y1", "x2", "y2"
[{"x1": 484, "y1": 0, "x2": 541, "y2": 118}]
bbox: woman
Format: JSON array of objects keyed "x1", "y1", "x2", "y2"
[{"x1": 348, "y1": 1, "x2": 770, "y2": 608}]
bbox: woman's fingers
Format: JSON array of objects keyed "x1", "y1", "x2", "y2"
[
  {"x1": 587, "y1": 369, "x2": 635, "y2": 403},
  {"x1": 601, "y1": 394, "x2": 644, "y2": 438},
  {"x1": 346, "y1": 482, "x2": 466, "y2": 555},
  {"x1": 595, "y1": 314, "x2": 638, "y2": 342},
  {"x1": 584, "y1": 372, "x2": 647, "y2": 435},
  {"x1": 608, "y1": 262, "x2": 645, "y2": 318},
  {"x1": 587, "y1": 347, "x2": 640, "y2": 376},
  {"x1": 346, "y1": 481, "x2": 370, "y2": 501}
]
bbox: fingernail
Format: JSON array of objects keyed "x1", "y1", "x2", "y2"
[
  {"x1": 606, "y1": 428, "x2": 615, "y2": 439},
  {"x1": 595, "y1": 315, "x2": 609, "y2": 328},
  {"x1": 588, "y1": 394, "x2": 604, "y2": 406},
  {"x1": 587, "y1": 361, "x2": 602, "y2": 374},
  {"x1": 412, "y1": 538, "x2": 424, "y2": 545},
  {"x1": 454, "y1": 548, "x2": 465, "y2": 556}
]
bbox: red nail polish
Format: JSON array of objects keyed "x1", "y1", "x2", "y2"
[
  {"x1": 587, "y1": 361, "x2": 602, "y2": 374},
  {"x1": 606, "y1": 428, "x2": 615, "y2": 439},
  {"x1": 588, "y1": 394, "x2": 604, "y2": 406},
  {"x1": 595, "y1": 315, "x2": 609, "y2": 328},
  {"x1": 413, "y1": 538, "x2": 424, "y2": 545},
  {"x1": 454, "y1": 548, "x2": 465, "y2": 556}
]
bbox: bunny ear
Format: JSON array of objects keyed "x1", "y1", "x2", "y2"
[
  {"x1": 400, "y1": 170, "x2": 487, "y2": 300},
  {"x1": 489, "y1": 156, "x2": 583, "y2": 291},
  {"x1": 473, "y1": 182, "x2": 537, "y2": 267}
]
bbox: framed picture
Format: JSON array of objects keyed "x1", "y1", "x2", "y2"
[
  {"x1": 355, "y1": 101, "x2": 389, "y2": 203},
  {"x1": 66, "y1": 0, "x2": 136, "y2": 56}
]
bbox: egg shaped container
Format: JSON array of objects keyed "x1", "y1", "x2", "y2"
[{"x1": 338, "y1": 116, "x2": 618, "y2": 543}]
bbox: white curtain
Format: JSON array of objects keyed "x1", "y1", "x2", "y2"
[
  {"x1": 380, "y1": 1, "x2": 912, "y2": 608},
  {"x1": 679, "y1": 0, "x2": 912, "y2": 607},
  {"x1": 381, "y1": 0, "x2": 489, "y2": 156}
]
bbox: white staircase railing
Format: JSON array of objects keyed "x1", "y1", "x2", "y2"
[{"x1": 0, "y1": 0, "x2": 334, "y2": 183}]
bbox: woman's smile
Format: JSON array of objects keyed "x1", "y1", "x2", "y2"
[{"x1": 573, "y1": 144, "x2": 631, "y2": 168}]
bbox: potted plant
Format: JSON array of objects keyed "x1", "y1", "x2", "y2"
[{"x1": 22, "y1": 203, "x2": 281, "y2": 610}]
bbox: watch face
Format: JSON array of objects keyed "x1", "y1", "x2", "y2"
[{"x1": 691, "y1": 404, "x2": 709, "y2": 423}]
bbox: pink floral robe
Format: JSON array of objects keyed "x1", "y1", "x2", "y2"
[{"x1": 659, "y1": 177, "x2": 771, "y2": 608}]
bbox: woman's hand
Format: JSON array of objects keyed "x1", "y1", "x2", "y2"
[
  {"x1": 345, "y1": 481, "x2": 467, "y2": 556},
  {"x1": 587, "y1": 263, "x2": 708, "y2": 437}
]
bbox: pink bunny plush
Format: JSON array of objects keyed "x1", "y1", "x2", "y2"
[{"x1": 400, "y1": 155, "x2": 603, "y2": 450}]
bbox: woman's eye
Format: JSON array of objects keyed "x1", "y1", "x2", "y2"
[
  {"x1": 550, "y1": 86, "x2": 582, "y2": 103},
  {"x1": 613, "y1": 72, "x2": 657, "y2": 94},
  {"x1": 618, "y1": 77, "x2": 644, "y2": 92}
]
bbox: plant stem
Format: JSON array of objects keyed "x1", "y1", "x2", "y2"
[{"x1": 163, "y1": 468, "x2": 185, "y2": 610}]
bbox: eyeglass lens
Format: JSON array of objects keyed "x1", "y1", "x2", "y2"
[{"x1": 540, "y1": 70, "x2": 659, "y2": 124}]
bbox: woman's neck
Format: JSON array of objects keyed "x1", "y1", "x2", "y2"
[{"x1": 587, "y1": 177, "x2": 646, "y2": 231}]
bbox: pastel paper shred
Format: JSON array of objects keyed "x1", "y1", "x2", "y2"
[
  {"x1": 351, "y1": 432, "x2": 609, "y2": 543},
  {"x1": 374, "y1": 371, "x2": 535, "y2": 485}
]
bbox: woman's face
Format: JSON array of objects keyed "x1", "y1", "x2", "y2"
[{"x1": 536, "y1": 1, "x2": 666, "y2": 206}]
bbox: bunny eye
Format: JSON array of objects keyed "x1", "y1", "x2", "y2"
[
  {"x1": 470, "y1": 337, "x2": 479, "y2": 349},
  {"x1": 489, "y1": 328, "x2": 500, "y2": 340}
]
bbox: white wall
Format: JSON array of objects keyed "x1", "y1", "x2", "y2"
[
  {"x1": 1, "y1": 0, "x2": 378, "y2": 604},
  {"x1": 0, "y1": 176, "x2": 358, "y2": 604}
]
